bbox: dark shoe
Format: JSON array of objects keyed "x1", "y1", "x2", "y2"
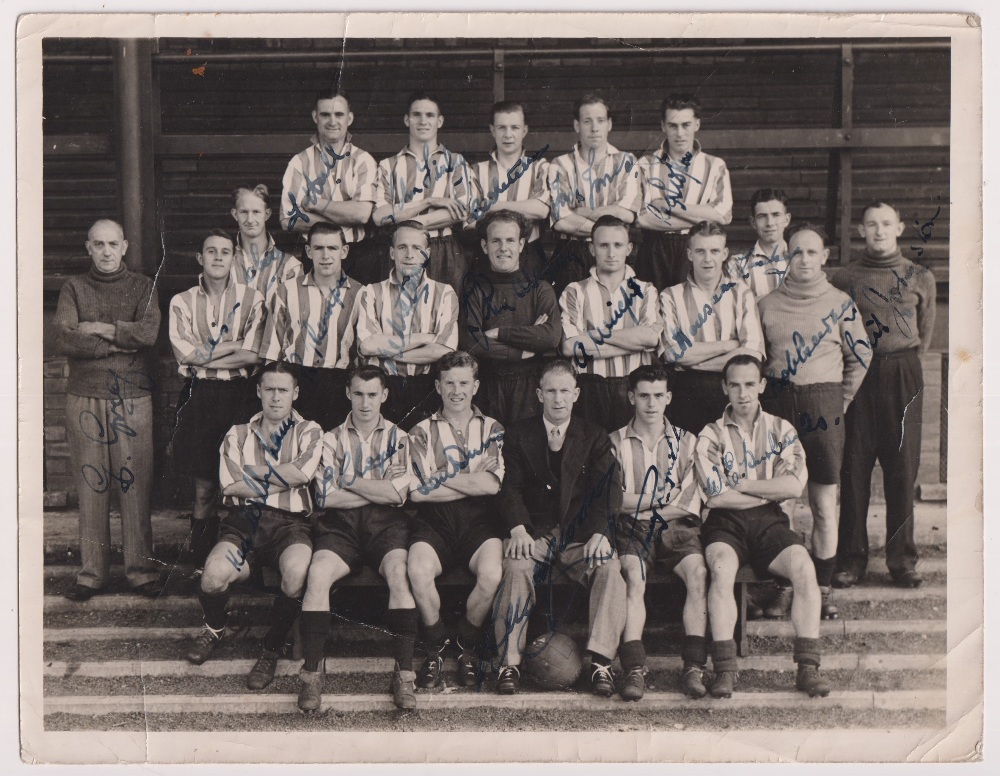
[
  {"x1": 831, "y1": 570, "x2": 863, "y2": 589},
  {"x1": 820, "y1": 586, "x2": 840, "y2": 620},
  {"x1": 620, "y1": 667, "x2": 645, "y2": 702},
  {"x1": 186, "y1": 625, "x2": 225, "y2": 665},
  {"x1": 796, "y1": 664, "x2": 831, "y2": 697},
  {"x1": 390, "y1": 663, "x2": 417, "y2": 710},
  {"x1": 892, "y1": 570, "x2": 923, "y2": 589},
  {"x1": 298, "y1": 667, "x2": 324, "y2": 711},
  {"x1": 416, "y1": 654, "x2": 444, "y2": 689},
  {"x1": 63, "y1": 582, "x2": 99, "y2": 602},
  {"x1": 764, "y1": 585, "x2": 793, "y2": 619},
  {"x1": 132, "y1": 579, "x2": 166, "y2": 598},
  {"x1": 680, "y1": 663, "x2": 708, "y2": 699},
  {"x1": 709, "y1": 670, "x2": 738, "y2": 699},
  {"x1": 496, "y1": 665, "x2": 521, "y2": 695},
  {"x1": 591, "y1": 664, "x2": 615, "y2": 697},
  {"x1": 246, "y1": 650, "x2": 279, "y2": 690},
  {"x1": 457, "y1": 651, "x2": 479, "y2": 688}
]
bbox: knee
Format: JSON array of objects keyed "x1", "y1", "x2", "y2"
[
  {"x1": 788, "y1": 551, "x2": 818, "y2": 589},
  {"x1": 502, "y1": 557, "x2": 537, "y2": 590},
  {"x1": 686, "y1": 560, "x2": 708, "y2": 597},
  {"x1": 200, "y1": 563, "x2": 231, "y2": 595},
  {"x1": 477, "y1": 563, "x2": 503, "y2": 595},
  {"x1": 383, "y1": 558, "x2": 411, "y2": 593},
  {"x1": 407, "y1": 556, "x2": 436, "y2": 589},
  {"x1": 281, "y1": 563, "x2": 309, "y2": 598}
]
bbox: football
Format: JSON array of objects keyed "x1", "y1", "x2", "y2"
[{"x1": 524, "y1": 631, "x2": 584, "y2": 690}]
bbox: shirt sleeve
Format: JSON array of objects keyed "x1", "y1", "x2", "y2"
[
  {"x1": 916, "y1": 264, "x2": 937, "y2": 354},
  {"x1": 547, "y1": 157, "x2": 575, "y2": 225},
  {"x1": 773, "y1": 417, "x2": 809, "y2": 490},
  {"x1": 313, "y1": 431, "x2": 343, "y2": 509},
  {"x1": 495, "y1": 281, "x2": 563, "y2": 353},
  {"x1": 736, "y1": 284, "x2": 765, "y2": 360},
  {"x1": 289, "y1": 421, "x2": 324, "y2": 480},
  {"x1": 616, "y1": 152, "x2": 643, "y2": 217},
  {"x1": 279, "y1": 153, "x2": 308, "y2": 233},
  {"x1": 635, "y1": 279, "x2": 662, "y2": 335},
  {"x1": 113, "y1": 278, "x2": 161, "y2": 349},
  {"x1": 219, "y1": 425, "x2": 243, "y2": 495},
  {"x1": 240, "y1": 289, "x2": 267, "y2": 354},
  {"x1": 479, "y1": 418, "x2": 506, "y2": 485},
  {"x1": 407, "y1": 424, "x2": 434, "y2": 492},
  {"x1": 432, "y1": 285, "x2": 459, "y2": 349},
  {"x1": 167, "y1": 293, "x2": 198, "y2": 365},
  {"x1": 530, "y1": 158, "x2": 551, "y2": 205},
  {"x1": 693, "y1": 425, "x2": 736, "y2": 500},
  {"x1": 668, "y1": 432, "x2": 703, "y2": 517},
  {"x1": 350, "y1": 149, "x2": 379, "y2": 204},
  {"x1": 838, "y1": 294, "x2": 870, "y2": 404},
  {"x1": 354, "y1": 285, "x2": 382, "y2": 344},
  {"x1": 702, "y1": 156, "x2": 733, "y2": 224},
  {"x1": 53, "y1": 280, "x2": 112, "y2": 359},
  {"x1": 384, "y1": 429, "x2": 412, "y2": 496},
  {"x1": 373, "y1": 157, "x2": 396, "y2": 221},
  {"x1": 260, "y1": 285, "x2": 289, "y2": 362},
  {"x1": 560, "y1": 283, "x2": 585, "y2": 340},
  {"x1": 448, "y1": 151, "x2": 473, "y2": 214}
]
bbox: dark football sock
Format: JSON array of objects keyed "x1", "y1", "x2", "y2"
[
  {"x1": 793, "y1": 636, "x2": 822, "y2": 668},
  {"x1": 263, "y1": 595, "x2": 302, "y2": 654},
  {"x1": 422, "y1": 618, "x2": 449, "y2": 654},
  {"x1": 590, "y1": 651, "x2": 611, "y2": 667},
  {"x1": 811, "y1": 555, "x2": 836, "y2": 588},
  {"x1": 619, "y1": 640, "x2": 646, "y2": 671},
  {"x1": 456, "y1": 614, "x2": 485, "y2": 654},
  {"x1": 711, "y1": 639, "x2": 738, "y2": 673},
  {"x1": 198, "y1": 590, "x2": 230, "y2": 631},
  {"x1": 681, "y1": 635, "x2": 708, "y2": 667},
  {"x1": 386, "y1": 607, "x2": 418, "y2": 670},
  {"x1": 299, "y1": 611, "x2": 331, "y2": 673}
]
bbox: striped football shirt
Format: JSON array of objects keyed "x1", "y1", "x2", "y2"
[
  {"x1": 547, "y1": 143, "x2": 643, "y2": 229},
  {"x1": 469, "y1": 151, "x2": 550, "y2": 242},
  {"x1": 610, "y1": 419, "x2": 701, "y2": 517},
  {"x1": 232, "y1": 234, "x2": 304, "y2": 305},
  {"x1": 638, "y1": 141, "x2": 733, "y2": 232},
  {"x1": 726, "y1": 241, "x2": 789, "y2": 300},
  {"x1": 314, "y1": 414, "x2": 411, "y2": 509},
  {"x1": 560, "y1": 265, "x2": 661, "y2": 377},
  {"x1": 373, "y1": 144, "x2": 472, "y2": 237},
  {"x1": 260, "y1": 270, "x2": 361, "y2": 369},
  {"x1": 219, "y1": 409, "x2": 324, "y2": 514},
  {"x1": 355, "y1": 271, "x2": 459, "y2": 376},
  {"x1": 408, "y1": 407, "x2": 505, "y2": 496},
  {"x1": 279, "y1": 135, "x2": 378, "y2": 243},
  {"x1": 168, "y1": 276, "x2": 266, "y2": 380}
]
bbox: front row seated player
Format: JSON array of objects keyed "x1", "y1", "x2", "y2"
[
  {"x1": 406, "y1": 351, "x2": 506, "y2": 690},
  {"x1": 611, "y1": 365, "x2": 707, "y2": 702},
  {"x1": 694, "y1": 354, "x2": 830, "y2": 698},
  {"x1": 298, "y1": 365, "x2": 418, "y2": 711},
  {"x1": 185, "y1": 362, "x2": 324, "y2": 695}
]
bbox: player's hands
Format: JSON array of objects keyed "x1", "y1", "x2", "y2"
[
  {"x1": 106, "y1": 345, "x2": 137, "y2": 354},
  {"x1": 584, "y1": 532, "x2": 614, "y2": 568},
  {"x1": 427, "y1": 197, "x2": 468, "y2": 220},
  {"x1": 485, "y1": 328, "x2": 499, "y2": 340},
  {"x1": 78, "y1": 321, "x2": 117, "y2": 339},
  {"x1": 506, "y1": 525, "x2": 535, "y2": 560},
  {"x1": 533, "y1": 314, "x2": 549, "y2": 325}
]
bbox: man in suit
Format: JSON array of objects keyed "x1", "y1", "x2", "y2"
[{"x1": 491, "y1": 359, "x2": 626, "y2": 696}]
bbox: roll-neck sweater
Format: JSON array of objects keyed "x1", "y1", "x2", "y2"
[{"x1": 52, "y1": 264, "x2": 161, "y2": 399}]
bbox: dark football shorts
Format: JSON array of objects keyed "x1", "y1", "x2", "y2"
[
  {"x1": 313, "y1": 503, "x2": 409, "y2": 573},
  {"x1": 408, "y1": 496, "x2": 501, "y2": 571},
  {"x1": 763, "y1": 381, "x2": 845, "y2": 485},
  {"x1": 173, "y1": 377, "x2": 255, "y2": 481},
  {"x1": 616, "y1": 513, "x2": 704, "y2": 573},
  {"x1": 702, "y1": 503, "x2": 805, "y2": 577},
  {"x1": 218, "y1": 504, "x2": 313, "y2": 568}
]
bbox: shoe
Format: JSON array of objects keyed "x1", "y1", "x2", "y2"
[
  {"x1": 63, "y1": 582, "x2": 99, "y2": 602},
  {"x1": 186, "y1": 624, "x2": 225, "y2": 665},
  {"x1": 298, "y1": 667, "x2": 324, "y2": 711},
  {"x1": 709, "y1": 670, "x2": 738, "y2": 699},
  {"x1": 796, "y1": 664, "x2": 831, "y2": 697},
  {"x1": 390, "y1": 663, "x2": 417, "y2": 710},
  {"x1": 496, "y1": 665, "x2": 521, "y2": 695},
  {"x1": 620, "y1": 667, "x2": 645, "y2": 702},
  {"x1": 417, "y1": 654, "x2": 444, "y2": 689},
  {"x1": 892, "y1": 570, "x2": 923, "y2": 589},
  {"x1": 746, "y1": 600, "x2": 765, "y2": 621},
  {"x1": 591, "y1": 664, "x2": 615, "y2": 697},
  {"x1": 831, "y1": 570, "x2": 863, "y2": 589},
  {"x1": 820, "y1": 586, "x2": 840, "y2": 620},
  {"x1": 764, "y1": 585, "x2": 793, "y2": 619},
  {"x1": 457, "y1": 650, "x2": 479, "y2": 688},
  {"x1": 680, "y1": 663, "x2": 708, "y2": 699},
  {"x1": 132, "y1": 579, "x2": 166, "y2": 598},
  {"x1": 246, "y1": 650, "x2": 279, "y2": 690}
]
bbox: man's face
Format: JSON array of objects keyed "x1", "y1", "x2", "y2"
[
  {"x1": 590, "y1": 225, "x2": 632, "y2": 275},
  {"x1": 436, "y1": 366, "x2": 479, "y2": 416},
  {"x1": 786, "y1": 230, "x2": 829, "y2": 284},
  {"x1": 231, "y1": 192, "x2": 270, "y2": 240},
  {"x1": 389, "y1": 227, "x2": 430, "y2": 278},
  {"x1": 687, "y1": 233, "x2": 728, "y2": 283},
  {"x1": 306, "y1": 231, "x2": 348, "y2": 281},
  {"x1": 404, "y1": 99, "x2": 444, "y2": 145},
  {"x1": 85, "y1": 222, "x2": 128, "y2": 274},
  {"x1": 482, "y1": 221, "x2": 524, "y2": 274},
  {"x1": 257, "y1": 371, "x2": 298, "y2": 424},
  {"x1": 662, "y1": 108, "x2": 700, "y2": 158},
  {"x1": 537, "y1": 371, "x2": 580, "y2": 424},
  {"x1": 722, "y1": 363, "x2": 765, "y2": 418},
  {"x1": 490, "y1": 109, "x2": 528, "y2": 158},
  {"x1": 197, "y1": 235, "x2": 235, "y2": 280},
  {"x1": 312, "y1": 96, "x2": 354, "y2": 148},
  {"x1": 859, "y1": 204, "x2": 904, "y2": 258},
  {"x1": 751, "y1": 199, "x2": 791, "y2": 246},
  {"x1": 574, "y1": 102, "x2": 611, "y2": 152},
  {"x1": 629, "y1": 380, "x2": 671, "y2": 425},
  {"x1": 348, "y1": 376, "x2": 387, "y2": 424}
]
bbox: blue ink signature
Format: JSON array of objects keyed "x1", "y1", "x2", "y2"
[
  {"x1": 225, "y1": 456, "x2": 292, "y2": 572},
  {"x1": 377, "y1": 268, "x2": 433, "y2": 362},
  {"x1": 315, "y1": 431, "x2": 402, "y2": 508},
  {"x1": 767, "y1": 297, "x2": 859, "y2": 388},
  {"x1": 729, "y1": 244, "x2": 789, "y2": 285},
  {"x1": 701, "y1": 429, "x2": 800, "y2": 498},
  {"x1": 909, "y1": 205, "x2": 941, "y2": 263},
  {"x1": 572, "y1": 277, "x2": 646, "y2": 368},
  {"x1": 660, "y1": 282, "x2": 738, "y2": 364},
  {"x1": 551, "y1": 146, "x2": 638, "y2": 219},
  {"x1": 297, "y1": 273, "x2": 351, "y2": 362},
  {"x1": 415, "y1": 432, "x2": 505, "y2": 495},
  {"x1": 469, "y1": 145, "x2": 549, "y2": 222},
  {"x1": 284, "y1": 143, "x2": 351, "y2": 231},
  {"x1": 189, "y1": 301, "x2": 242, "y2": 369},
  {"x1": 378, "y1": 145, "x2": 471, "y2": 227},
  {"x1": 645, "y1": 151, "x2": 698, "y2": 223}
]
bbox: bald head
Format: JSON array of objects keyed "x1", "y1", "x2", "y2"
[{"x1": 86, "y1": 219, "x2": 128, "y2": 274}]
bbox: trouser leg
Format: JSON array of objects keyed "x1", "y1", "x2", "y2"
[
  {"x1": 837, "y1": 375, "x2": 880, "y2": 575},
  {"x1": 66, "y1": 394, "x2": 113, "y2": 589},
  {"x1": 112, "y1": 395, "x2": 158, "y2": 587}
]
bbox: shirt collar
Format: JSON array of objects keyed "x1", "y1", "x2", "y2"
[
  {"x1": 310, "y1": 133, "x2": 353, "y2": 155},
  {"x1": 543, "y1": 416, "x2": 571, "y2": 440},
  {"x1": 588, "y1": 264, "x2": 637, "y2": 288},
  {"x1": 236, "y1": 233, "x2": 277, "y2": 256},
  {"x1": 573, "y1": 142, "x2": 621, "y2": 166},
  {"x1": 490, "y1": 149, "x2": 526, "y2": 164},
  {"x1": 344, "y1": 411, "x2": 388, "y2": 440},
  {"x1": 430, "y1": 406, "x2": 485, "y2": 425},
  {"x1": 303, "y1": 269, "x2": 351, "y2": 290},
  {"x1": 389, "y1": 269, "x2": 427, "y2": 289},
  {"x1": 685, "y1": 273, "x2": 726, "y2": 295},
  {"x1": 657, "y1": 138, "x2": 703, "y2": 164},
  {"x1": 196, "y1": 273, "x2": 234, "y2": 295},
  {"x1": 722, "y1": 403, "x2": 763, "y2": 432},
  {"x1": 248, "y1": 408, "x2": 304, "y2": 443},
  {"x1": 752, "y1": 240, "x2": 787, "y2": 259},
  {"x1": 400, "y1": 142, "x2": 447, "y2": 159}
]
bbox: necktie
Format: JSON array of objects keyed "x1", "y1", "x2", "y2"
[{"x1": 548, "y1": 426, "x2": 564, "y2": 452}]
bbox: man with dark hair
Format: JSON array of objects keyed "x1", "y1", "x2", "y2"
[
  {"x1": 231, "y1": 184, "x2": 303, "y2": 306},
  {"x1": 459, "y1": 210, "x2": 562, "y2": 425},
  {"x1": 831, "y1": 201, "x2": 936, "y2": 589},
  {"x1": 55, "y1": 219, "x2": 163, "y2": 601},
  {"x1": 547, "y1": 94, "x2": 643, "y2": 295},
  {"x1": 726, "y1": 188, "x2": 792, "y2": 299},
  {"x1": 694, "y1": 354, "x2": 829, "y2": 699},
  {"x1": 372, "y1": 92, "x2": 471, "y2": 293},
  {"x1": 261, "y1": 221, "x2": 362, "y2": 429},
  {"x1": 280, "y1": 89, "x2": 380, "y2": 285},
  {"x1": 298, "y1": 364, "x2": 419, "y2": 711},
  {"x1": 169, "y1": 229, "x2": 266, "y2": 577},
  {"x1": 492, "y1": 359, "x2": 626, "y2": 697},
  {"x1": 637, "y1": 94, "x2": 733, "y2": 291},
  {"x1": 658, "y1": 220, "x2": 764, "y2": 434},
  {"x1": 186, "y1": 362, "x2": 323, "y2": 695},
  {"x1": 406, "y1": 351, "x2": 506, "y2": 690}
]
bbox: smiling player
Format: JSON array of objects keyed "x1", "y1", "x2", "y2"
[
  {"x1": 727, "y1": 188, "x2": 792, "y2": 299},
  {"x1": 230, "y1": 184, "x2": 302, "y2": 307}
]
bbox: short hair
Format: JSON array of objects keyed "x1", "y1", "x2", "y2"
[
  {"x1": 573, "y1": 93, "x2": 611, "y2": 121},
  {"x1": 435, "y1": 350, "x2": 479, "y2": 381},
  {"x1": 259, "y1": 360, "x2": 298, "y2": 386},
  {"x1": 722, "y1": 354, "x2": 764, "y2": 382},
  {"x1": 314, "y1": 88, "x2": 351, "y2": 111},
  {"x1": 749, "y1": 188, "x2": 789, "y2": 216},
  {"x1": 539, "y1": 359, "x2": 577, "y2": 386},
  {"x1": 491, "y1": 100, "x2": 527, "y2": 124},
  {"x1": 627, "y1": 364, "x2": 670, "y2": 393},
  {"x1": 660, "y1": 94, "x2": 702, "y2": 120},
  {"x1": 861, "y1": 201, "x2": 901, "y2": 222},
  {"x1": 349, "y1": 364, "x2": 388, "y2": 390},
  {"x1": 391, "y1": 220, "x2": 429, "y2": 247},
  {"x1": 479, "y1": 209, "x2": 529, "y2": 241},
  {"x1": 307, "y1": 221, "x2": 346, "y2": 246},
  {"x1": 785, "y1": 222, "x2": 829, "y2": 248},
  {"x1": 200, "y1": 228, "x2": 235, "y2": 254},
  {"x1": 87, "y1": 219, "x2": 125, "y2": 242},
  {"x1": 687, "y1": 220, "x2": 727, "y2": 247},
  {"x1": 232, "y1": 184, "x2": 270, "y2": 209},
  {"x1": 407, "y1": 91, "x2": 442, "y2": 114},
  {"x1": 591, "y1": 215, "x2": 630, "y2": 239}
]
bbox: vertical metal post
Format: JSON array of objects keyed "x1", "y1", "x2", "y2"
[
  {"x1": 113, "y1": 39, "x2": 158, "y2": 275},
  {"x1": 940, "y1": 352, "x2": 948, "y2": 483},
  {"x1": 493, "y1": 48, "x2": 505, "y2": 103},
  {"x1": 838, "y1": 44, "x2": 854, "y2": 266}
]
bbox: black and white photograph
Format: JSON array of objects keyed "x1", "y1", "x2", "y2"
[{"x1": 14, "y1": 10, "x2": 983, "y2": 765}]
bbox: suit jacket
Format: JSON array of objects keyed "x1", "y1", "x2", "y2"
[{"x1": 499, "y1": 414, "x2": 623, "y2": 544}]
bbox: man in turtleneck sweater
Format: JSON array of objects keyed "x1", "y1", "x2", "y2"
[
  {"x1": 830, "y1": 202, "x2": 936, "y2": 589},
  {"x1": 459, "y1": 210, "x2": 562, "y2": 425},
  {"x1": 53, "y1": 219, "x2": 163, "y2": 601},
  {"x1": 757, "y1": 224, "x2": 869, "y2": 619}
]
